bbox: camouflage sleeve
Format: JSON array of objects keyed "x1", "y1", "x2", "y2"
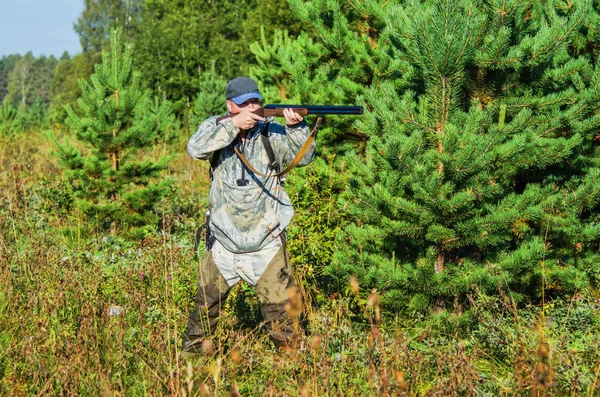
[
  {"x1": 187, "y1": 116, "x2": 239, "y2": 160},
  {"x1": 270, "y1": 120, "x2": 316, "y2": 168}
]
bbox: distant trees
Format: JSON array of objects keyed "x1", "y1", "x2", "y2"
[
  {"x1": 133, "y1": 0, "x2": 255, "y2": 112},
  {"x1": 74, "y1": 0, "x2": 143, "y2": 55},
  {"x1": 0, "y1": 55, "x2": 22, "y2": 103},
  {"x1": 49, "y1": 52, "x2": 94, "y2": 124},
  {"x1": 0, "y1": 52, "x2": 58, "y2": 130},
  {"x1": 3, "y1": 52, "x2": 58, "y2": 108},
  {"x1": 5, "y1": 52, "x2": 35, "y2": 107},
  {"x1": 31, "y1": 55, "x2": 58, "y2": 107},
  {"x1": 0, "y1": 0, "x2": 309, "y2": 130}
]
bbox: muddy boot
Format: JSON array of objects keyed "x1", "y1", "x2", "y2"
[
  {"x1": 255, "y1": 247, "x2": 301, "y2": 348},
  {"x1": 182, "y1": 251, "x2": 230, "y2": 355}
]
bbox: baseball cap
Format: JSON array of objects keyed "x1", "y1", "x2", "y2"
[{"x1": 225, "y1": 77, "x2": 263, "y2": 105}]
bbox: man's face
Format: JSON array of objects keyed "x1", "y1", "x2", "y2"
[{"x1": 226, "y1": 98, "x2": 261, "y2": 114}]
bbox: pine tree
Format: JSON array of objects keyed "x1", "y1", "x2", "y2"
[
  {"x1": 53, "y1": 29, "x2": 175, "y2": 240},
  {"x1": 0, "y1": 101, "x2": 18, "y2": 135},
  {"x1": 261, "y1": 0, "x2": 600, "y2": 312},
  {"x1": 241, "y1": 0, "x2": 305, "y2": 45},
  {"x1": 250, "y1": 0, "x2": 384, "y2": 149},
  {"x1": 250, "y1": 28, "x2": 301, "y2": 102},
  {"x1": 188, "y1": 62, "x2": 228, "y2": 129}
]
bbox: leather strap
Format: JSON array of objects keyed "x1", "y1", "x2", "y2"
[
  {"x1": 261, "y1": 127, "x2": 280, "y2": 172},
  {"x1": 234, "y1": 117, "x2": 322, "y2": 178}
]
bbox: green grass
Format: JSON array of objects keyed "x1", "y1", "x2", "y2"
[{"x1": 1, "y1": 130, "x2": 599, "y2": 396}]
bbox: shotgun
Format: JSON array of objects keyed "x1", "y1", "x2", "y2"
[
  {"x1": 217, "y1": 105, "x2": 363, "y2": 123},
  {"x1": 258, "y1": 104, "x2": 364, "y2": 117},
  {"x1": 219, "y1": 104, "x2": 363, "y2": 179}
]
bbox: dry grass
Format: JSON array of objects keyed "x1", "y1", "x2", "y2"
[{"x1": 1, "y1": 130, "x2": 599, "y2": 396}]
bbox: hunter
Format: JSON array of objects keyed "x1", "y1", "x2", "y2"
[{"x1": 182, "y1": 77, "x2": 315, "y2": 354}]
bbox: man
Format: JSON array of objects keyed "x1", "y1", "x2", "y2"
[{"x1": 182, "y1": 77, "x2": 315, "y2": 354}]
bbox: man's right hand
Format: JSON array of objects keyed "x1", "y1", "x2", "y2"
[{"x1": 231, "y1": 109, "x2": 265, "y2": 131}]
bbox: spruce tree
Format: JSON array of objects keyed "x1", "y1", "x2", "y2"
[
  {"x1": 259, "y1": 0, "x2": 600, "y2": 312},
  {"x1": 54, "y1": 29, "x2": 175, "y2": 240}
]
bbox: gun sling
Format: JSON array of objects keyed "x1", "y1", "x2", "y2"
[{"x1": 233, "y1": 117, "x2": 323, "y2": 178}]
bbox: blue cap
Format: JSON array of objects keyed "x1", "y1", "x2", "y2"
[
  {"x1": 230, "y1": 92, "x2": 263, "y2": 105},
  {"x1": 225, "y1": 77, "x2": 263, "y2": 105}
]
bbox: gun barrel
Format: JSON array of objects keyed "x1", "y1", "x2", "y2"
[{"x1": 263, "y1": 104, "x2": 363, "y2": 115}]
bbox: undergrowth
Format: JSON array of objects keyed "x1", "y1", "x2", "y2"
[{"x1": 1, "y1": 130, "x2": 599, "y2": 396}]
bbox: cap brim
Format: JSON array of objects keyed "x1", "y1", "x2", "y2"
[{"x1": 231, "y1": 92, "x2": 263, "y2": 105}]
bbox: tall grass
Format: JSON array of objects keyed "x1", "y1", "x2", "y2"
[{"x1": 1, "y1": 130, "x2": 599, "y2": 396}]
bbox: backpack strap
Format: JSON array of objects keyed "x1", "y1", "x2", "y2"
[
  {"x1": 233, "y1": 117, "x2": 322, "y2": 178},
  {"x1": 260, "y1": 123, "x2": 280, "y2": 173},
  {"x1": 208, "y1": 149, "x2": 220, "y2": 180}
]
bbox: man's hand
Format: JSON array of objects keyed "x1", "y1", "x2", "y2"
[
  {"x1": 283, "y1": 108, "x2": 304, "y2": 126},
  {"x1": 231, "y1": 109, "x2": 265, "y2": 130}
]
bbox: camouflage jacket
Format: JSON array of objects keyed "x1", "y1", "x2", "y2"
[{"x1": 188, "y1": 116, "x2": 315, "y2": 253}]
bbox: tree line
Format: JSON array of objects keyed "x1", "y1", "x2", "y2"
[{"x1": 0, "y1": 0, "x2": 303, "y2": 134}]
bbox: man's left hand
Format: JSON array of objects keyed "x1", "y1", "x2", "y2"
[{"x1": 283, "y1": 108, "x2": 304, "y2": 126}]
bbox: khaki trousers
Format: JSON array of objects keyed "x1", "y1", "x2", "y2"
[{"x1": 184, "y1": 246, "x2": 297, "y2": 348}]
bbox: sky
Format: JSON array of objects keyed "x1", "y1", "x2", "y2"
[{"x1": 0, "y1": 0, "x2": 84, "y2": 58}]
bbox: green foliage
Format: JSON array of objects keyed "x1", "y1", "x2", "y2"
[
  {"x1": 0, "y1": 101, "x2": 18, "y2": 135},
  {"x1": 188, "y1": 63, "x2": 228, "y2": 130},
  {"x1": 256, "y1": 0, "x2": 600, "y2": 313},
  {"x1": 0, "y1": 54, "x2": 22, "y2": 102},
  {"x1": 49, "y1": 52, "x2": 95, "y2": 126},
  {"x1": 15, "y1": 99, "x2": 49, "y2": 131},
  {"x1": 134, "y1": 0, "x2": 255, "y2": 112},
  {"x1": 133, "y1": 0, "x2": 308, "y2": 115},
  {"x1": 74, "y1": 0, "x2": 143, "y2": 54},
  {"x1": 5, "y1": 52, "x2": 35, "y2": 108},
  {"x1": 0, "y1": 53, "x2": 59, "y2": 131},
  {"x1": 4, "y1": 52, "x2": 57, "y2": 109},
  {"x1": 241, "y1": 0, "x2": 304, "y2": 45},
  {"x1": 250, "y1": 28, "x2": 304, "y2": 102},
  {"x1": 251, "y1": 0, "x2": 382, "y2": 149},
  {"x1": 286, "y1": 156, "x2": 347, "y2": 302},
  {"x1": 31, "y1": 55, "x2": 57, "y2": 106},
  {"x1": 53, "y1": 29, "x2": 176, "y2": 239}
]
